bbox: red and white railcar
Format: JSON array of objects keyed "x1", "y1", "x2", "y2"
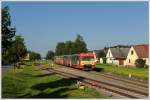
[{"x1": 54, "y1": 53, "x2": 96, "y2": 70}]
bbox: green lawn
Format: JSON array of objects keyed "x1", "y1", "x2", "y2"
[
  {"x1": 2, "y1": 65, "x2": 107, "y2": 98},
  {"x1": 96, "y1": 63, "x2": 148, "y2": 80}
]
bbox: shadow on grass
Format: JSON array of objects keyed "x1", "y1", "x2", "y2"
[
  {"x1": 35, "y1": 72, "x2": 56, "y2": 77},
  {"x1": 20, "y1": 73, "x2": 34, "y2": 78},
  {"x1": 31, "y1": 78, "x2": 77, "y2": 91},
  {"x1": 93, "y1": 68, "x2": 104, "y2": 72},
  {"x1": 30, "y1": 87, "x2": 76, "y2": 98},
  {"x1": 18, "y1": 77, "x2": 77, "y2": 98}
]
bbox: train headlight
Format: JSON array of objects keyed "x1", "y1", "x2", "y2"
[
  {"x1": 81, "y1": 62, "x2": 84, "y2": 65},
  {"x1": 91, "y1": 62, "x2": 94, "y2": 65}
]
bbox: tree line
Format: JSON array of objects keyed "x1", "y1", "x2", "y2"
[
  {"x1": 46, "y1": 34, "x2": 88, "y2": 60},
  {"x1": 55, "y1": 34, "x2": 88, "y2": 55},
  {"x1": 28, "y1": 51, "x2": 41, "y2": 61}
]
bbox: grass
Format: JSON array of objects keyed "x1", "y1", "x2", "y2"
[
  {"x1": 2, "y1": 65, "x2": 107, "y2": 98},
  {"x1": 96, "y1": 63, "x2": 148, "y2": 80}
]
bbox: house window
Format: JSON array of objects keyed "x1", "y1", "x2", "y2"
[
  {"x1": 129, "y1": 59, "x2": 130, "y2": 63},
  {"x1": 109, "y1": 52, "x2": 110, "y2": 56},
  {"x1": 131, "y1": 50, "x2": 134, "y2": 55}
]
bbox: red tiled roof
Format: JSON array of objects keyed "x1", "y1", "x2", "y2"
[{"x1": 133, "y1": 44, "x2": 149, "y2": 58}]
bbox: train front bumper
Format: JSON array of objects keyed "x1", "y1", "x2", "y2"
[{"x1": 83, "y1": 64, "x2": 94, "y2": 71}]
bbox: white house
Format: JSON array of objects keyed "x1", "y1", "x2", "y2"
[
  {"x1": 124, "y1": 44, "x2": 149, "y2": 66},
  {"x1": 106, "y1": 47, "x2": 130, "y2": 65}
]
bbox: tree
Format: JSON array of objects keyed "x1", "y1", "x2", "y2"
[
  {"x1": 97, "y1": 50, "x2": 106, "y2": 59},
  {"x1": 6, "y1": 35, "x2": 27, "y2": 66},
  {"x1": 112, "y1": 45, "x2": 131, "y2": 48},
  {"x1": 36, "y1": 53, "x2": 41, "y2": 60},
  {"x1": 55, "y1": 42, "x2": 65, "y2": 56},
  {"x1": 64, "y1": 41, "x2": 74, "y2": 55},
  {"x1": 135, "y1": 59, "x2": 145, "y2": 68},
  {"x1": 55, "y1": 34, "x2": 88, "y2": 55},
  {"x1": 46, "y1": 50, "x2": 55, "y2": 60},
  {"x1": 74, "y1": 34, "x2": 88, "y2": 54},
  {"x1": 29, "y1": 51, "x2": 41, "y2": 61},
  {"x1": 2, "y1": 6, "x2": 16, "y2": 64}
]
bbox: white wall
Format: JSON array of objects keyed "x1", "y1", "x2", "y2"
[
  {"x1": 113, "y1": 60, "x2": 119, "y2": 65},
  {"x1": 124, "y1": 47, "x2": 138, "y2": 66},
  {"x1": 142, "y1": 58, "x2": 149, "y2": 66},
  {"x1": 124, "y1": 46, "x2": 149, "y2": 66},
  {"x1": 99, "y1": 58, "x2": 103, "y2": 63}
]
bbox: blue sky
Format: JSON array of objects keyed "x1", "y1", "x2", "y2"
[{"x1": 2, "y1": 1, "x2": 148, "y2": 57}]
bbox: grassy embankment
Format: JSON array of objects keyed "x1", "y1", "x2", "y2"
[
  {"x1": 96, "y1": 63, "x2": 148, "y2": 80},
  {"x1": 2, "y1": 64, "x2": 107, "y2": 98}
]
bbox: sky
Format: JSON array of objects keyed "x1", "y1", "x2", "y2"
[{"x1": 2, "y1": 1, "x2": 148, "y2": 57}]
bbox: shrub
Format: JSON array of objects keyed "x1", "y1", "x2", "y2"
[
  {"x1": 33, "y1": 62, "x2": 40, "y2": 66},
  {"x1": 144, "y1": 65, "x2": 148, "y2": 68},
  {"x1": 135, "y1": 59, "x2": 145, "y2": 68},
  {"x1": 103, "y1": 58, "x2": 107, "y2": 64}
]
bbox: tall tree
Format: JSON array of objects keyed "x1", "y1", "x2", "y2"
[
  {"x1": 55, "y1": 42, "x2": 65, "y2": 56},
  {"x1": 7, "y1": 35, "x2": 27, "y2": 64},
  {"x1": 74, "y1": 34, "x2": 88, "y2": 54},
  {"x1": 55, "y1": 34, "x2": 88, "y2": 55},
  {"x1": 64, "y1": 41, "x2": 74, "y2": 55},
  {"x1": 2, "y1": 6, "x2": 16, "y2": 64},
  {"x1": 2, "y1": 6, "x2": 16, "y2": 49},
  {"x1": 46, "y1": 50, "x2": 55, "y2": 60},
  {"x1": 97, "y1": 50, "x2": 106, "y2": 59}
]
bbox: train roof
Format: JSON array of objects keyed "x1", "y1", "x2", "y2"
[
  {"x1": 55, "y1": 53, "x2": 95, "y2": 57},
  {"x1": 80, "y1": 53, "x2": 95, "y2": 56},
  {"x1": 71, "y1": 54, "x2": 79, "y2": 56},
  {"x1": 63, "y1": 55, "x2": 70, "y2": 56}
]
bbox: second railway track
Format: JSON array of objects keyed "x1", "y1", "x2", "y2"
[
  {"x1": 54, "y1": 64, "x2": 148, "y2": 88},
  {"x1": 90, "y1": 71, "x2": 148, "y2": 88},
  {"x1": 37, "y1": 65, "x2": 148, "y2": 98}
]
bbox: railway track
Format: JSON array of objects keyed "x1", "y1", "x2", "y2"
[
  {"x1": 54, "y1": 64, "x2": 148, "y2": 88},
  {"x1": 37, "y1": 65, "x2": 148, "y2": 98},
  {"x1": 90, "y1": 71, "x2": 148, "y2": 88}
]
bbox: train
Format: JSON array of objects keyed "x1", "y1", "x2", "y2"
[{"x1": 54, "y1": 53, "x2": 96, "y2": 70}]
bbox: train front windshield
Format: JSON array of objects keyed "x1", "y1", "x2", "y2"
[{"x1": 82, "y1": 56, "x2": 94, "y2": 61}]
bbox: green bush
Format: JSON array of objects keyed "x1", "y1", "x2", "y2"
[
  {"x1": 135, "y1": 59, "x2": 145, "y2": 68},
  {"x1": 103, "y1": 58, "x2": 107, "y2": 64},
  {"x1": 33, "y1": 62, "x2": 40, "y2": 66},
  {"x1": 144, "y1": 65, "x2": 148, "y2": 68}
]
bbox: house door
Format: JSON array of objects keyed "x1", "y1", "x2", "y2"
[{"x1": 119, "y1": 60, "x2": 124, "y2": 65}]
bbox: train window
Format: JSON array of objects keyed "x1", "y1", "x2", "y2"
[{"x1": 82, "y1": 56, "x2": 94, "y2": 61}]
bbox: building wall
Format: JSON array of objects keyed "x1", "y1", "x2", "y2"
[
  {"x1": 142, "y1": 58, "x2": 149, "y2": 66},
  {"x1": 113, "y1": 60, "x2": 119, "y2": 65},
  {"x1": 124, "y1": 47, "x2": 149, "y2": 66},
  {"x1": 124, "y1": 47, "x2": 138, "y2": 66},
  {"x1": 99, "y1": 58, "x2": 103, "y2": 63}
]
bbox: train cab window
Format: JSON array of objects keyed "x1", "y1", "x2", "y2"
[{"x1": 82, "y1": 56, "x2": 94, "y2": 61}]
